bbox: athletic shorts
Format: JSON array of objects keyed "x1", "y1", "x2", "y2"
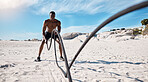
[{"x1": 45, "y1": 32, "x2": 59, "y2": 40}]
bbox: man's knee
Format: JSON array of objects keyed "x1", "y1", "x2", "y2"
[
  {"x1": 41, "y1": 39, "x2": 45, "y2": 44},
  {"x1": 56, "y1": 40, "x2": 60, "y2": 44},
  {"x1": 56, "y1": 40, "x2": 61, "y2": 46},
  {"x1": 43, "y1": 39, "x2": 45, "y2": 42}
]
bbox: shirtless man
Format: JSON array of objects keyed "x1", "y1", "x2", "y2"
[{"x1": 36, "y1": 11, "x2": 64, "y2": 61}]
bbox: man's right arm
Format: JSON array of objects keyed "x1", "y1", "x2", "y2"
[{"x1": 42, "y1": 21, "x2": 46, "y2": 40}]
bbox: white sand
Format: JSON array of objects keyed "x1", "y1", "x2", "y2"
[{"x1": 0, "y1": 35, "x2": 148, "y2": 82}]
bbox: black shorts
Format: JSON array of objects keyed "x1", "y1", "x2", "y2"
[{"x1": 45, "y1": 32, "x2": 59, "y2": 40}]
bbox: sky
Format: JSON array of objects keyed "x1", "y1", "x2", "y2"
[{"x1": 0, "y1": 0, "x2": 148, "y2": 40}]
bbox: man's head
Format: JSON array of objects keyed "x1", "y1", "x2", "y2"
[{"x1": 49, "y1": 11, "x2": 55, "y2": 20}]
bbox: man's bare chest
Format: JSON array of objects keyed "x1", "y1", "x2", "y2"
[{"x1": 47, "y1": 22, "x2": 58, "y2": 28}]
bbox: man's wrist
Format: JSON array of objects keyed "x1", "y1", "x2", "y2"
[
  {"x1": 43, "y1": 35, "x2": 45, "y2": 39},
  {"x1": 58, "y1": 30, "x2": 61, "y2": 33}
]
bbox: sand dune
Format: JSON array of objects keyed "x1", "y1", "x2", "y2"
[{"x1": 0, "y1": 33, "x2": 148, "y2": 82}]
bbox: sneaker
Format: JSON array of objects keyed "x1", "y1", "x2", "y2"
[
  {"x1": 60, "y1": 56, "x2": 64, "y2": 61},
  {"x1": 35, "y1": 56, "x2": 41, "y2": 62}
]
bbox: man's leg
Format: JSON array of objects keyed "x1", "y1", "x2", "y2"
[
  {"x1": 56, "y1": 40, "x2": 64, "y2": 61},
  {"x1": 56, "y1": 40, "x2": 62, "y2": 57},
  {"x1": 37, "y1": 40, "x2": 45, "y2": 61}
]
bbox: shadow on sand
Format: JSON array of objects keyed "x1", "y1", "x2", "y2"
[
  {"x1": 108, "y1": 72, "x2": 144, "y2": 82},
  {"x1": 75, "y1": 60, "x2": 145, "y2": 65},
  {"x1": 74, "y1": 60, "x2": 145, "y2": 82}
]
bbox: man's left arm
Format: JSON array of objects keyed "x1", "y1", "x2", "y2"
[{"x1": 57, "y1": 21, "x2": 61, "y2": 33}]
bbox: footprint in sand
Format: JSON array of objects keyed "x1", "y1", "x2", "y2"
[
  {"x1": 0, "y1": 63, "x2": 16, "y2": 69},
  {"x1": 35, "y1": 65, "x2": 41, "y2": 70},
  {"x1": 22, "y1": 71, "x2": 28, "y2": 75},
  {"x1": 24, "y1": 58, "x2": 28, "y2": 60},
  {"x1": 15, "y1": 80, "x2": 19, "y2": 82},
  {"x1": 87, "y1": 68, "x2": 97, "y2": 72},
  {"x1": 0, "y1": 52, "x2": 5, "y2": 56}
]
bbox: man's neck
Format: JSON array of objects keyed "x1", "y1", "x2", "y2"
[{"x1": 50, "y1": 18, "x2": 55, "y2": 21}]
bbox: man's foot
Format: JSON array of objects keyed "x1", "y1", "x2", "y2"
[
  {"x1": 60, "y1": 56, "x2": 64, "y2": 61},
  {"x1": 35, "y1": 56, "x2": 41, "y2": 62}
]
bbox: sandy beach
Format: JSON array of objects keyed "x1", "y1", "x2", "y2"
[
  {"x1": 0, "y1": 0, "x2": 148, "y2": 82},
  {"x1": 0, "y1": 34, "x2": 148, "y2": 82}
]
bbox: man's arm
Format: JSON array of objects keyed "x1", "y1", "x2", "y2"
[
  {"x1": 57, "y1": 21, "x2": 61, "y2": 33},
  {"x1": 42, "y1": 21, "x2": 46, "y2": 39}
]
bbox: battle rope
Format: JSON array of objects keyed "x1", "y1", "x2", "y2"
[
  {"x1": 68, "y1": 1, "x2": 148, "y2": 71},
  {"x1": 46, "y1": 31, "x2": 53, "y2": 51},
  {"x1": 46, "y1": 30, "x2": 72, "y2": 82}
]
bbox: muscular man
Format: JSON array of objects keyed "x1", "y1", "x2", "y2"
[{"x1": 36, "y1": 11, "x2": 64, "y2": 61}]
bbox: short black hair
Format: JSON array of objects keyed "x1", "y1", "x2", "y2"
[{"x1": 50, "y1": 11, "x2": 55, "y2": 15}]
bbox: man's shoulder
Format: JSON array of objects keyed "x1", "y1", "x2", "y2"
[
  {"x1": 55, "y1": 19, "x2": 61, "y2": 23},
  {"x1": 45, "y1": 19, "x2": 50, "y2": 22}
]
